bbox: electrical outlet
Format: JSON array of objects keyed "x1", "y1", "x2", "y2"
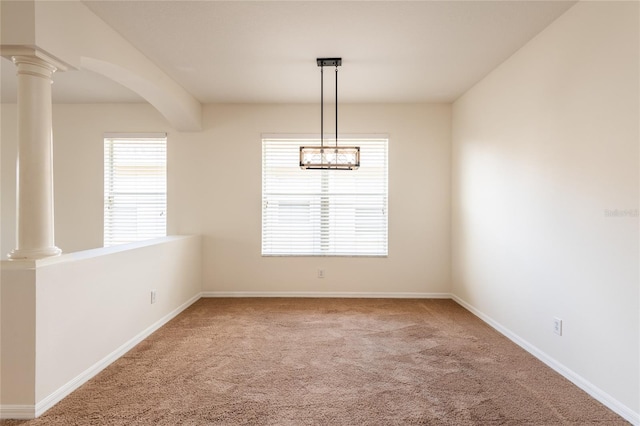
[
  {"x1": 151, "y1": 290, "x2": 157, "y2": 304},
  {"x1": 317, "y1": 269, "x2": 325, "y2": 279},
  {"x1": 553, "y1": 317, "x2": 562, "y2": 336}
]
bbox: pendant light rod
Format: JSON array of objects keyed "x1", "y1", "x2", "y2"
[
  {"x1": 320, "y1": 64, "x2": 324, "y2": 149},
  {"x1": 316, "y1": 58, "x2": 341, "y2": 150},
  {"x1": 335, "y1": 65, "x2": 338, "y2": 149}
]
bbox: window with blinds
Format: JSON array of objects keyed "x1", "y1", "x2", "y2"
[
  {"x1": 262, "y1": 137, "x2": 388, "y2": 256},
  {"x1": 104, "y1": 134, "x2": 167, "y2": 247}
]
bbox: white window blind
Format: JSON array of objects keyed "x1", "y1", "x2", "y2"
[
  {"x1": 104, "y1": 134, "x2": 167, "y2": 247},
  {"x1": 262, "y1": 137, "x2": 388, "y2": 256}
]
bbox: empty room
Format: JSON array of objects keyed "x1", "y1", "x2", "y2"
[{"x1": 0, "y1": 0, "x2": 638, "y2": 424}]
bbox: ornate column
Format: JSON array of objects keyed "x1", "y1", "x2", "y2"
[{"x1": 8, "y1": 55, "x2": 61, "y2": 260}]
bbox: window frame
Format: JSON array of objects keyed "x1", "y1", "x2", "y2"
[
  {"x1": 103, "y1": 133, "x2": 168, "y2": 247},
  {"x1": 261, "y1": 135, "x2": 389, "y2": 257}
]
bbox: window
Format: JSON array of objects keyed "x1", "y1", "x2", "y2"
[
  {"x1": 262, "y1": 136, "x2": 388, "y2": 256},
  {"x1": 104, "y1": 134, "x2": 167, "y2": 247}
]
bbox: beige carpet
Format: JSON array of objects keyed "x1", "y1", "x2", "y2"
[{"x1": 1, "y1": 298, "x2": 628, "y2": 425}]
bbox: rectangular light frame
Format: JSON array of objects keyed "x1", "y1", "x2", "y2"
[{"x1": 299, "y1": 146, "x2": 360, "y2": 170}]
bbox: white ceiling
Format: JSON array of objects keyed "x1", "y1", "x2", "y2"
[{"x1": 1, "y1": 1, "x2": 576, "y2": 104}]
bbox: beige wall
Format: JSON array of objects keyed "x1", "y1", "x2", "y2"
[
  {"x1": 195, "y1": 104, "x2": 451, "y2": 294},
  {"x1": 1, "y1": 102, "x2": 452, "y2": 295},
  {"x1": 451, "y1": 0, "x2": 638, "y2": 416}
]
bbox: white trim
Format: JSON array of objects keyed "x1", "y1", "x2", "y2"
[
  {"x1": 103, "y1": 132, "x2": 167, "y2": 139},
  {"x1": 29, "y1": 294, "x2": 201, "y2": 419},
  {"x1": 1, "y1": 236, "x2": 195, "y2": 270},
  {"x1": 0, "y1": 405, "x2": 35, "y2": 420},
  {"x1": 451, "y1": 294, "x2": 639, "y2": 426},
  {"x1": 202, "y1": 291, "x2": 452, "y2": 299}
]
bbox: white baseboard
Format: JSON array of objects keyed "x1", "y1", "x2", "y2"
[
  {"x1": 451, "y1": 294, "x2": 639, "y2": 426},
  {"x1": 202, "y1": 291, "x2": 452, "y2": 299},
  {"x1": 0, "y1": 293, "x2": 202, "y2": 420}
]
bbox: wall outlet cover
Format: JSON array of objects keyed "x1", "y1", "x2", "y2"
[{"x1": 553, "y1": 317, "x2": 562, "y2": 336}]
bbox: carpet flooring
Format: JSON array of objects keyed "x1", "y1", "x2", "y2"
[{"x1": 1, "y1": 298, "x2": 628, "y2": 425}]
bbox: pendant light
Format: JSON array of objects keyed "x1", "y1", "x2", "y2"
[{"x1": 300, "y1": 58, "x2": 360, "y2": 170}]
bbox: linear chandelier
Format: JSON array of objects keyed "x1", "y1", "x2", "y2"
[{"x1": 300, "y1": 58, "x2": 360, "y2": 170}]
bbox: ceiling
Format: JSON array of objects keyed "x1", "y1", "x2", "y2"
[{"x1": 1, "y1": 1, "x2": 576, "y2": 104}]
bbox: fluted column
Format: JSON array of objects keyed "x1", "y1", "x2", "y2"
[{"x1": 8, "y1": 56, "x2": 61, "y2": 260}]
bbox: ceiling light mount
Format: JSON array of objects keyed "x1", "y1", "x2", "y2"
[
  {"x1": 317, "y1": 58, "x2": 342, "y2": 67},
  {"x1": 300, "y1": 57, "x2": 360, "y2": 170}
]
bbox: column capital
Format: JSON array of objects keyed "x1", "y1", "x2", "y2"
[
  {"x1": 0, "y1": 44, "x2": 71, "y2": 71},
  {"x1": 12, "y1": 55, "x2": 58, "y2": 79}
]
